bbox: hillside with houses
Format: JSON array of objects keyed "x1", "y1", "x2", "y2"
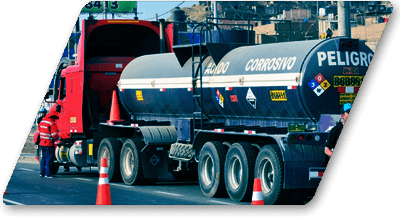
[{"x1": 175, "y1": 1, "x2": 392, "y2": 51}]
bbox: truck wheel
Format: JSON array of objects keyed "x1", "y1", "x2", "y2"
[
  {"x1": 198, "y1": 141, "x2": 227, "y2": 198},
  {"x1": 98, "y1": 137, "x2": 122, "y2": 182},
  {"x1": 254, "y1": 145, "x2": 288, "y2": 205},
  {"x1": 224, "y1": 142, "x2": 256, "y2": 202},
  {"x1": 120, "y1": 139, "x2": 145, "y2": 185}
]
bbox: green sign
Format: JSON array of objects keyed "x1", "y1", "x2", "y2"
[{"x1": 81, "y1": 1, "x2": 137, "y2": 13}]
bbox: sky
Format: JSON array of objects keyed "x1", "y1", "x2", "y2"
[{"x1": 78, "y1": 1, "x2": 198, "y2": 21}]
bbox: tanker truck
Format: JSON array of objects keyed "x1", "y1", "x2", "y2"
[{"x1": 36, "y1": 20, "x2": 374, "y2": 204}]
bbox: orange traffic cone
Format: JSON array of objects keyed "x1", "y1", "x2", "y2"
[
  {"x1": 107, "y1": 90, "x2": 123, "y2": 124},
  {"x1": 96, "y1": 158, "x2": 112, "y2": 205},
  {"x1": 251, "y1": 178, "x2": 264, "y2": 205}
]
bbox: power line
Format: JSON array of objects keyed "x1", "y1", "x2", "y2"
[{"x1": 228, "y1": 1, "x2": 243, "y2": 19}]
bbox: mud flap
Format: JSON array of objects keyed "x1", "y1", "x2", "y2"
[
  {"x1": 282, "y1": 144, "x2": 328, "y2": 189},
  {"x1": 141, "y1": 146, "x2": 169, "y2": 179}
]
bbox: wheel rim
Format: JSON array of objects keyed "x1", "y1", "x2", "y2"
[
  {"x1": 260, "y1": 158, "x2": 274, "y2": 193},
  {"x1": 124, "y1": 148, "x2": 134, "y2": 176},
  {"x1": 228, "y1": 155, "x2": 242, "y2": 189},
  {"x1": 201, "y1": 154, "x2": 214, "y2": 186}
]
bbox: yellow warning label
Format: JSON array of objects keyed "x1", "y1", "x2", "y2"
[
  {"x1": 270, "y1": 90, "x2": 287, "y2": 101},
  {"x1": 339, "y1": 93, "x2": 357, "y2": 105},
  {"x1": 334, "y1": 76, "x2": 364, "y2": 87},
  {"x1": 88, "y1": 144, "x2": 93, "y2": 156},
  {"x1": 136, "y1": 90, "x2": 144, "y2": 101},
  {"x1": 60, "y1": 146, "x2": 69, "y2": 159},
  {"x1": 320, "y1": 79, "x2": 331, "y2": 90}
]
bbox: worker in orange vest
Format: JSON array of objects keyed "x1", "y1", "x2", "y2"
[{"x1": 38, "y1": 105, "x2": 59, "y2": 178}]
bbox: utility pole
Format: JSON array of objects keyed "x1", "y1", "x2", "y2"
[
  {"x1": 214, "y1": 1, "x2": 218, "y2": 28},
  {"x1": 338, "y1": 1, "x2": 351, "y2": 37},
  {"x1": 103, "y1": 1, "x2": 107, "y2": 19}
]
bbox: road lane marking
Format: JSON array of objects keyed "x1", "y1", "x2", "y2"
[
  {"x1": 3, "y1": 199, "x2": 25, "y2": 205},
  {"x1": 110, "y1": 183, "x2": 133, "y2": 189},
  {"x1": 154, "y1": 191, "x2": 183, "y2": 197},
  {"x1": 209, "y1": 200, "x2": 235, "y2": 205},
  {"x1": 17, "y1": 168, "x2": 35, "y2": 172},
  {"x1": 73, "y1": 178, "x2": 93, "y2": 182}
]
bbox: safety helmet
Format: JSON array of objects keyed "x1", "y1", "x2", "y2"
[
  {"x1": 341, "y1": 103, "x2": 352, "y2": 114},
  {"x1": 47, "y1": 104, "x2": 59, "y2": 119},
  {"x1": 40, "y1": 108, "x2": 47, "y2": 113}
]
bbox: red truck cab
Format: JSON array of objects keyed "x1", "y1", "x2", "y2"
[{"x1": 55, "y1": 19, "x2": 174, "y2": 136}]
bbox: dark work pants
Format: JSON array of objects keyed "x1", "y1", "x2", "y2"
[{"x1": 40, "y1": 146, "x2": 55, "y2": 177}]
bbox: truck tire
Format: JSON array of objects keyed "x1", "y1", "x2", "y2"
[
  {"x1": 120, "y1": 139, "x2": 146, "y2": 185},
  {"x1": 97, "y1": 137, "x2": 122, "y2": 182},
  {"x1": 198, "y1": 141, "x2": 227, "y2": 198},
  {"x1": 224, "y1": 142, "x2": 256, "y2": 202},
  {"x1": 254, "y1": 145, "x2": 289, "y2": 205},
  {"x1": 169, "y1": 143, "x2": 194, "y2": 159}
]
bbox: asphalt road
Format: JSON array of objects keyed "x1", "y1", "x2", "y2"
[{"x1": 4, "y1": 161, "x2": 248, "y2": 205}]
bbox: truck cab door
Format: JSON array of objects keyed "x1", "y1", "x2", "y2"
[{"x1": 55, "y1": 77, "x2": 68, "y2": 132}]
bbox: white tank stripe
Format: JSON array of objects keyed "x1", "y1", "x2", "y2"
[{"x1": 118, "y1": 73, "x2": 300, "y2": 89}]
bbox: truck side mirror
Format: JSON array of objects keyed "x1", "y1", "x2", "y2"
[{"x1": 44, "y1": 89, "x2": 54, "y2": 103}]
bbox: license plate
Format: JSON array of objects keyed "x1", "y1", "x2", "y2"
[
  {"x1": 288, "y1": 123, "x2": 306, "y2": 132},
  {"x1": 333, "y1": 76, "x2": 364, "y2": 87}
]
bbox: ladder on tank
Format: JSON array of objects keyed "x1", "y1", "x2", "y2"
[{"x1": 191, "y1": 23, "x2": 222, "y2": 141}]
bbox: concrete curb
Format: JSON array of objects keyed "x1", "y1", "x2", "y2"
[{"x1": 18, "y1": 154, "x2": 37, "y2": 163}]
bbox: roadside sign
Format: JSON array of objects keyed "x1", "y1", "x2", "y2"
[{"x1": 81, "y1": 1, "x2": 137, "y2": 13}]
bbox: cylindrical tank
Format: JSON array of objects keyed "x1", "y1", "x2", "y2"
[
  {"x1": 170, "y1": 7, "x2": 186, "y2": 23},
  {"x1": 118, "y1": 38, "x2": 373, "y2": 123},
  {"x1": 56, "y1": 146, "x2": 69, "y2": 162}
]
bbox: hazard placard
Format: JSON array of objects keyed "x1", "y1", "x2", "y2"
[
  {"x1": 230, "y1": 95, "x2": 238, "y2": 102},
  {"x1": 315, "y1": 73, "x2": 325, "y2": 83},
  {"x1": 313, "y1": 85, "x2": 324, "y2": 97},
  {"x1": 309, "y1": 73, "x2": 330, "y2": 97},
  {"x1": 246, "y1": 88, "x2": 257, "y2": 109},
  {"x1": 215, "y1": 89, "x2": 224, "y2": 108},
  {"x1": 320, "y1": 79, "x2": 331, "y2": 90}
]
